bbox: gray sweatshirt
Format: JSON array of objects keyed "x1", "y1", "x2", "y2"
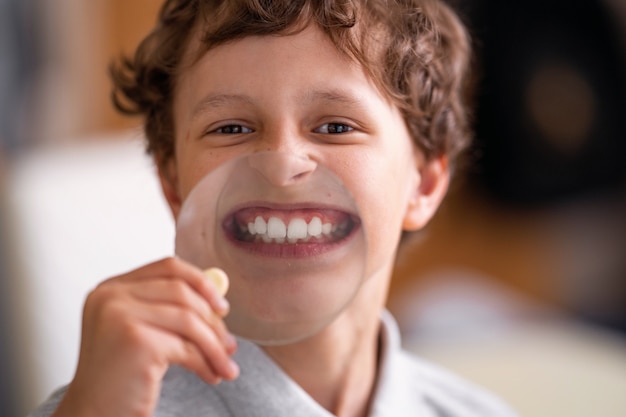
[{"x1": 28, "y1": 311, "x2": 517, "y2": 416}]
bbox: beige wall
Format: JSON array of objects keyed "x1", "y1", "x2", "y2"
[{"x1": 34, "y1": 0, "x2": 161, "y2": 144}]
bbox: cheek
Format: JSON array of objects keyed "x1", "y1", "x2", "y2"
[
  {"x1": 340, "y1": 150, "x2": 414, "y2": 275},
  {"x1": 172, "y1": 114, "x2": 231, "y2": 199},
  {"x1": 174, "y1": 144, "x2": 238, "y2": 202},
  {"x1": 176, "y1": 161, "x2": 211, "y2": 202}
]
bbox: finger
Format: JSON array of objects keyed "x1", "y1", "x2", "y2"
[
  {"x1": 101, "y1": 258, "x2": 230, "y2": 317},
  {"x1": 172, "y1": 337, "x2": 226, "y2": 385},
  {"x1": 140, "y1": 322, "x2": 225, "y2": 385},
  {"x1": 130, "y1": 299, "x2": 239, "y2": 380},
  {"x1": 125, "y1": 279, "x2": 237, "y2": 353}
]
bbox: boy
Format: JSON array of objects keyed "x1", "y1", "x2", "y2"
[{"x1": 30, "y1": 0, "x2": 517, "y2": 416}]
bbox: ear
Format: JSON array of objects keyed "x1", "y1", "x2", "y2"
[
  {"x1": 156, "y1": 155, "x2": 183, "y2": 219},
  {"x1": 402, "y1": 155, "x2": 450, "y2": 231}
]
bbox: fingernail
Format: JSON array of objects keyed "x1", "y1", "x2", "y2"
[
  {"x1": 225, "y1": 332, "x2": 238, "y2": 351},
  {"x1": 217, "y1": 296, "x2": 230, "y2": 314},
  {"x1": 228, "y1": 359, "x2": 240, "y2": 379}
]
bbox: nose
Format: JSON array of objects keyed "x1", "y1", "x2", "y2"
[{"x1": 247, "y1": 152, "x2": 317, "y2": 187}]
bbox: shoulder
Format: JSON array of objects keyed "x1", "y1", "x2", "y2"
[
  {"x1": 26, "y1": 370, "x2": 227, "y2": 417},
  {"x1": 372, "y1": 311, "x2": 518, "y2": 417},
  {"x1": 395, "y1": 349, "x2": 517, "y2": 417}
]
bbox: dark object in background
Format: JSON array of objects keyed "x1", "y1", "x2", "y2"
[
  {"x1": 466, "y1": 0, "x2": 626, "y2": 205},
  {"x1": 447, "y1": 0, "x2": 626, "y2": 335}
]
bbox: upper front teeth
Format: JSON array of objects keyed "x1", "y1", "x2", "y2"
[
  {"x1": 286, "y1": 218, "x2": 308, "y2": 240},
  {"x1": 267, "y1": 217, "x2": 286, "y2": 239},
  {"x1": 247, "y1": 216, "x2": 333, "y2": 242},
  {"x1": 254, "y1": 216, "x2": 267, "y2": 234}
]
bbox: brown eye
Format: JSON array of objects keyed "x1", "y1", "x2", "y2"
[
  {"x1": 214, "y1": 125, "x2": 253, "y2": 134},
  {"x1": 315, "y1": 123, "x2": 354, "y2": 134}
]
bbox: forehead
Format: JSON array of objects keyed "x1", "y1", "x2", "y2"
[
  {"x1": 174, "y1": 25, "x2": 383, "y2": 109},
  {"x1": 180, "y1": 22, "x2": 350, "y2": 73}
]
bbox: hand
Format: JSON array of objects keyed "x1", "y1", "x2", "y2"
[{"x1": 52, "y1": 257, "x2": 239, "y2": 417}]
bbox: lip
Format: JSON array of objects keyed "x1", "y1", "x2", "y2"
[{"x1": 222, "y1": 202, "x2": 361, "y2": 258}]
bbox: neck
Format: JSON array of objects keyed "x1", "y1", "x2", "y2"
[{"x1": 262, "y1": 267, "x2": 391, "y2": 417}]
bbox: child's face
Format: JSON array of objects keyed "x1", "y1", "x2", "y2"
[{"x1": 162, "y1": 24, "x2": 448, "y2": 289}]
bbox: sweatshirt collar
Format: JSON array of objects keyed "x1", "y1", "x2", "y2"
[{"x1": 213, "y1": 311, "x2": 415, "y2": 417}]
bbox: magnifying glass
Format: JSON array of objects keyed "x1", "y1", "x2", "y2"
[{"x1": 175, "y1": 152, "x2": 367, "y2": 345}]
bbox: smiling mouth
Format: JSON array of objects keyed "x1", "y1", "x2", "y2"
[{"x1": 223, "y1": 206, "x2": 360, "y2": 256}]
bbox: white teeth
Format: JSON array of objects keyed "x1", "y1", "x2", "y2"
[
  {"x1": 267, "y1": 217, "x2": 287, "y2": 239},
  {"x1": 245, "y1": 215, "x2": 346, "y2": 243},
  {"x1": 254, "y1": 216, "x2": 267, "y2": 234},
  {"x1": 308, "y1": 217, "x2": 322, "y2": 237},
  {"x1": 287, "y1": 218, "x2": 308, "y2": 240}
]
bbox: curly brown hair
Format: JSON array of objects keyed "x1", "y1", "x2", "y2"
[{"x1": 111, "y1": 0, "x2": 472, "y2": 169}]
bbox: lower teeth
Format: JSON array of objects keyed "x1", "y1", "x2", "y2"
[{"x1": 255, "y1": 234, "x2": 322, "y2": 244}]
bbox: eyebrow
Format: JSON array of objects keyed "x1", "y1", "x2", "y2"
[
  {"x1": 190, "y1": 88, "x2": 367, "y2": 120},
  {"x1": 191, "y1": 93, "x2": 255, "y2": 120},
  {"x1": 299, "y1": 89, "x2": 365, "y2": 109}
]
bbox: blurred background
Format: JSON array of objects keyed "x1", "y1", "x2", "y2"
[{"x1": 1, "y1": 0, "x2": 625, "y2": 416}]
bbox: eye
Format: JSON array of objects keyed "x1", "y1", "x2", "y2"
[
  {"x1": 212, "y1": 124, "x2": 254, "y2": 134},
  {"x1": 314, "y1": 123, "x2": 354, "y2": 134}
]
